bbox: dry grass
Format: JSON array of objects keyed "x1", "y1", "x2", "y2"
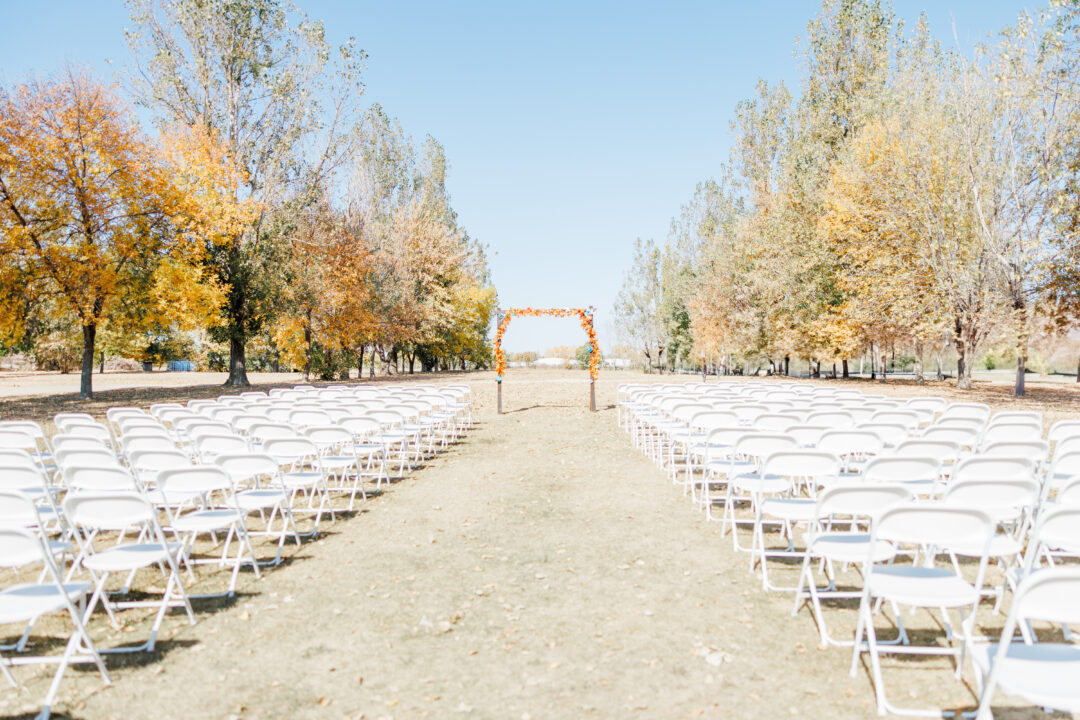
[{"x1": 0, "y1": 370, "x2": 1074, "y2": 719}]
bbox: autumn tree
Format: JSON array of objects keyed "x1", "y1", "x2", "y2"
[
  {"x1": 127, "y1": 0, "x2": 365, "y2": 387},
  {"x1": 0, "y1": 72, "x2": 222, "y2": 398}
]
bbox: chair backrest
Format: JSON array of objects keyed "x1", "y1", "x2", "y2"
[
  {"x1": 52, "y1": 433, "x2": 109, "y2": 452},
  {"x1": 63, "y1": 422, "x2": 113, "y2": 443},
  {"x1": 54, "y1": 412, "x2": 95, "y2": 429},
  {"x1": 1056, "y1": 476, "x2": 1080, "y2": 507},
  {"x1": 814, "y1": 484, "x2": 912, "y2": 520},
  {"x1": 936, "y1": 417, "x2": 986, "y2": 432},
  {"x1": 65, "y1": 465, "x2": 140, "y2": 493},
  {"x1": 54, "y1": 447, "x2": 122, "y2": 470},
  {"x1": 289, "y1": 409, "x2": 334, "y2": 428},
  {"x1": 1030, "y1": 506, "x2": 1080, "y2": 558},
  {"x1": 158, "y1": 465, "x2": 233, "y2": 501},
  {"x1": 980, "y1": 423, "x2": 1043, "y2": 448},
  {"x1": 860, "y1": 456, "x2": 940, "y2": 486},
  {"x1": 186, "y1": 421, "x2": 234, "y2": 442},
  {"x1": 944, "y1": 478, "x2": 1040, "y2": 520},
  {"x1": 729, "y1": 404, "x2": 769, "y2": 424},
  {"x1": 804, "y1": 411, "x2": 856, "y2": 429},
  {"x1": 784, "y1": 425, "x2": 828, "y2": 448},
  {"x1": 195, "y1": 434, "x2": 250, "y2": 458},
  {"x1": 873, "y1": 504, "x2": 994, "y2": 554},
  {"x1": 1046, "y1": 450, "x2": 1080, "y2": 491},
  {"x1": 0, "y1": 428, "x2": 42, "y2": 454},
  {"x1": 262, "y1": 437, "x2": 319, "y2": 464},
  {"x1": 921, "y1": 426, "x2": 980, "y2": 447},
  {"x1": 988, "y1": 411, "x2": 1042, "y2": 428},
  {"x1": 1048, "y1": 419, "x2": 1080, "y2": 446},
  {"x1": 0, "y1": 465, "x2": 50, "y2": 495},
  {"x1": 0, "y1": 448, "x2": 41, "y2": 470},
  {"x1": 1009, "y1": 567, "x2": 1080, "y2": 625},
  {"x1": 762, "y1": 450, "x2": 841, "y2": 480},
  {"x1": 122, "y1": 435, "x2": 181, "y2": 455},
  {"x1": 891, "y1": 438, "x2": 961, "y2": 463},
  {"x1": 753, "y1": 413, "x2": 802, "y2": 432},
  {"x1": 213, "y1": 452, "x2": 280, "y2": 482},
  {"x1": 64, "y1": 492, "x2": 157, "y2": 531},
  {"x1": 867, "y1": 410, "x2": 920, "y2": 430},
  {"x1": 858, "y1": 423, "x2": 909, "y2": 447},
  {"x1": 816, "y1": 430, "x2": 884, "y2": 458},
  {"x1": 128, "y1": 449, "x2": 191, "y2": 477},
  {"x1": 979, "y1": 440, "x2": 1049, "y2": 465},
  {"x1": 0, "y1": 522, "x2": 56, "y2": 570},
  {"x1": 248, "y1": 422, "x2": 300, "y2": 442},
  {"x1": 733, "y1": 433, "x2": 798, "y2": 463},
  {"x1": 304, "y1": 425, "x2": 354, "y2": 447},
  {"x1": 940, "y1": 402, "x2": 991, "y2": 423},
  {"x1": 952, "y1": 456, "x2": 1036, "y2": 484},
  {"x1": 0, "y1": 489, "x2": 48, "y2": 530},
  {"x1": 340, "y1": 416, "x2": 382, "y2": 438}
]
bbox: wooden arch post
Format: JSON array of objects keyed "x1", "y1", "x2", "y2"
[{"x1": 493, "y1": 306, "x2": 600, "y2": 414}]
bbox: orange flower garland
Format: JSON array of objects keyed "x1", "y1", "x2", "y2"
[{"x1": 494, "y1": 307, "x2": 599, "y2": 382}]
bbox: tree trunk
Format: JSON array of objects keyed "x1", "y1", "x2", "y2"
[
  {"x1": 783, "y1": 356, "x2": 790, "y2": 376},
  {"x1": 842, "y1": 358, "x2": 849, "y2": 379},
  {"x1": 98, "y1": 351, "x2": 105, "y2": 374},
  {"x1": 357, "y1": 347, "x2": 364, "y2": 378},
  {"x1": 80, "y1": 323, "x2": 96, "y2": 400},
  {"x1": 936, "y1": 351, "x2": 944, "y2": 381},
  {"x1": 913, "y1": 341, "x2": 925, "y2": 385},
  {"x1": 1014, "y1": 354, "x2": 1026, "y2": 396},
  {"x1": 832, "y1": 362, "x2": 837, "y2": 379},
  {"x1": 408, "y1": 353, "x2": 415, "y2": 374},
  {"x1": 225, "y1": 335, "x2": 249, "y2": 387},
  {"x1": 956, "y1": 341, "x2": 972, "y2": 390},
  {"x1": 303, "y1": 322, "x2": 313, "y2": 381},
  {"x1": 869, "y1": 344, "x2": 876, "y2": 380},
  {"x1": 339, "y1": 344, "x2": 350, "y2": 381},
  {"x1": 369, "y1": 346, "x2": 376, "y2": 378}
]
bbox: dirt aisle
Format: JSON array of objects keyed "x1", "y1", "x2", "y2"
[{"x1": 35, "y1": 373, "x2": 1035, "y2": 719}]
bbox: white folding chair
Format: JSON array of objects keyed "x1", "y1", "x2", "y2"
[
  {"x1": 63, "y1": 492, "x2": 195, "y2": 653},
  {"x1": 0, "y1": 523, "x2": 110, "y2": 719},
  {"x1": 850, "y1": 504, "x2": 994, "y2": 716},
  {"x1": 213, "y1": 452, "x2": 298, "y2": 564},
  {"x1": 158, "y1": 466, "x2": 261, "y2": 596},
  {"x1": 971, "y1": 568, "x2": 1080, "y2": 719},
  {"x1": 792, "y1": 484, "x2": 912, "y2": 647}
]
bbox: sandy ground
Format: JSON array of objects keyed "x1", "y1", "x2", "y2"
[{"x1": 1, "y1": 370, "x2": 1077, "y2": 719}]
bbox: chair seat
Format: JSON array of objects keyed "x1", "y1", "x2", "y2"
[
  {"x1": 0, "y1": 582, "x2": 93, "y2": 624},
  {"x1": 807, "y1": 532, "x2": 894, "y2": 563},
  {"x1": 173, "y1": 509, "x2": 243, "y2": 533},
  {"x1": 867, "y1": 565, "x2": 977, "y2": 607},
  {"x1": 279, "y1": 471, "x2": 322, "y2": 489},
  {"x1": 320, "y1": 456, "x2": 358, "y2": 470},
  {"x1": 83, "y1": 543, "x2": 179, "y2": 572},
  {"x1": 970, "y1": 642, "x2": 1080, "y2": 713},
  {"x1": 237, "y1": 489, "x2": 287, "y2": 510}
]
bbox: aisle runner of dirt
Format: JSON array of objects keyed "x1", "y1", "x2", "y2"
[{"x1": 45, "y1": 376, "x2": 1040, "y2": 719}]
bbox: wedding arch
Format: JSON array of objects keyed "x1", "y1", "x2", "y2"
[{"x1": 493, "y1": 306, "x2": 600, "y2": 413}]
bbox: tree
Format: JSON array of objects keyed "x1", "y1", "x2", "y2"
[
  {"x1": 0, "y1": 72, "x2": 214, "y2": 398},
  {"x1": 127, "y1": 0, "x2": 365, "y2": 386},
  {"x1": 614, "y1": 238, "x2": 666, "y2": 372}
]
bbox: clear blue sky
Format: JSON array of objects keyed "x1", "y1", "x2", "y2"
[{"x1": 0, "y1": 0, "x2": 1032, "y2": 353}]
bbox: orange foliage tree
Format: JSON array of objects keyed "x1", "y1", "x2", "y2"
[{"x1": 0, "y1": 72, "x2": 240, "y2": 397}]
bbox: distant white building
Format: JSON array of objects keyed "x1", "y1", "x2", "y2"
[
  {"x1": 533, "y1": 357, "x2": 578, "y2": 368},
  {"x1": 604, "y1": 358, "x2": 632, "y2": 369}
]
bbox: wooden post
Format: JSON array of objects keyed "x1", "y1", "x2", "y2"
[
  {"x1": 590, "y1": 381, "x2": 596, "y2": 412},
  {"x1": 498, "y1": 382, "x2": 503, "y2": 414}
]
